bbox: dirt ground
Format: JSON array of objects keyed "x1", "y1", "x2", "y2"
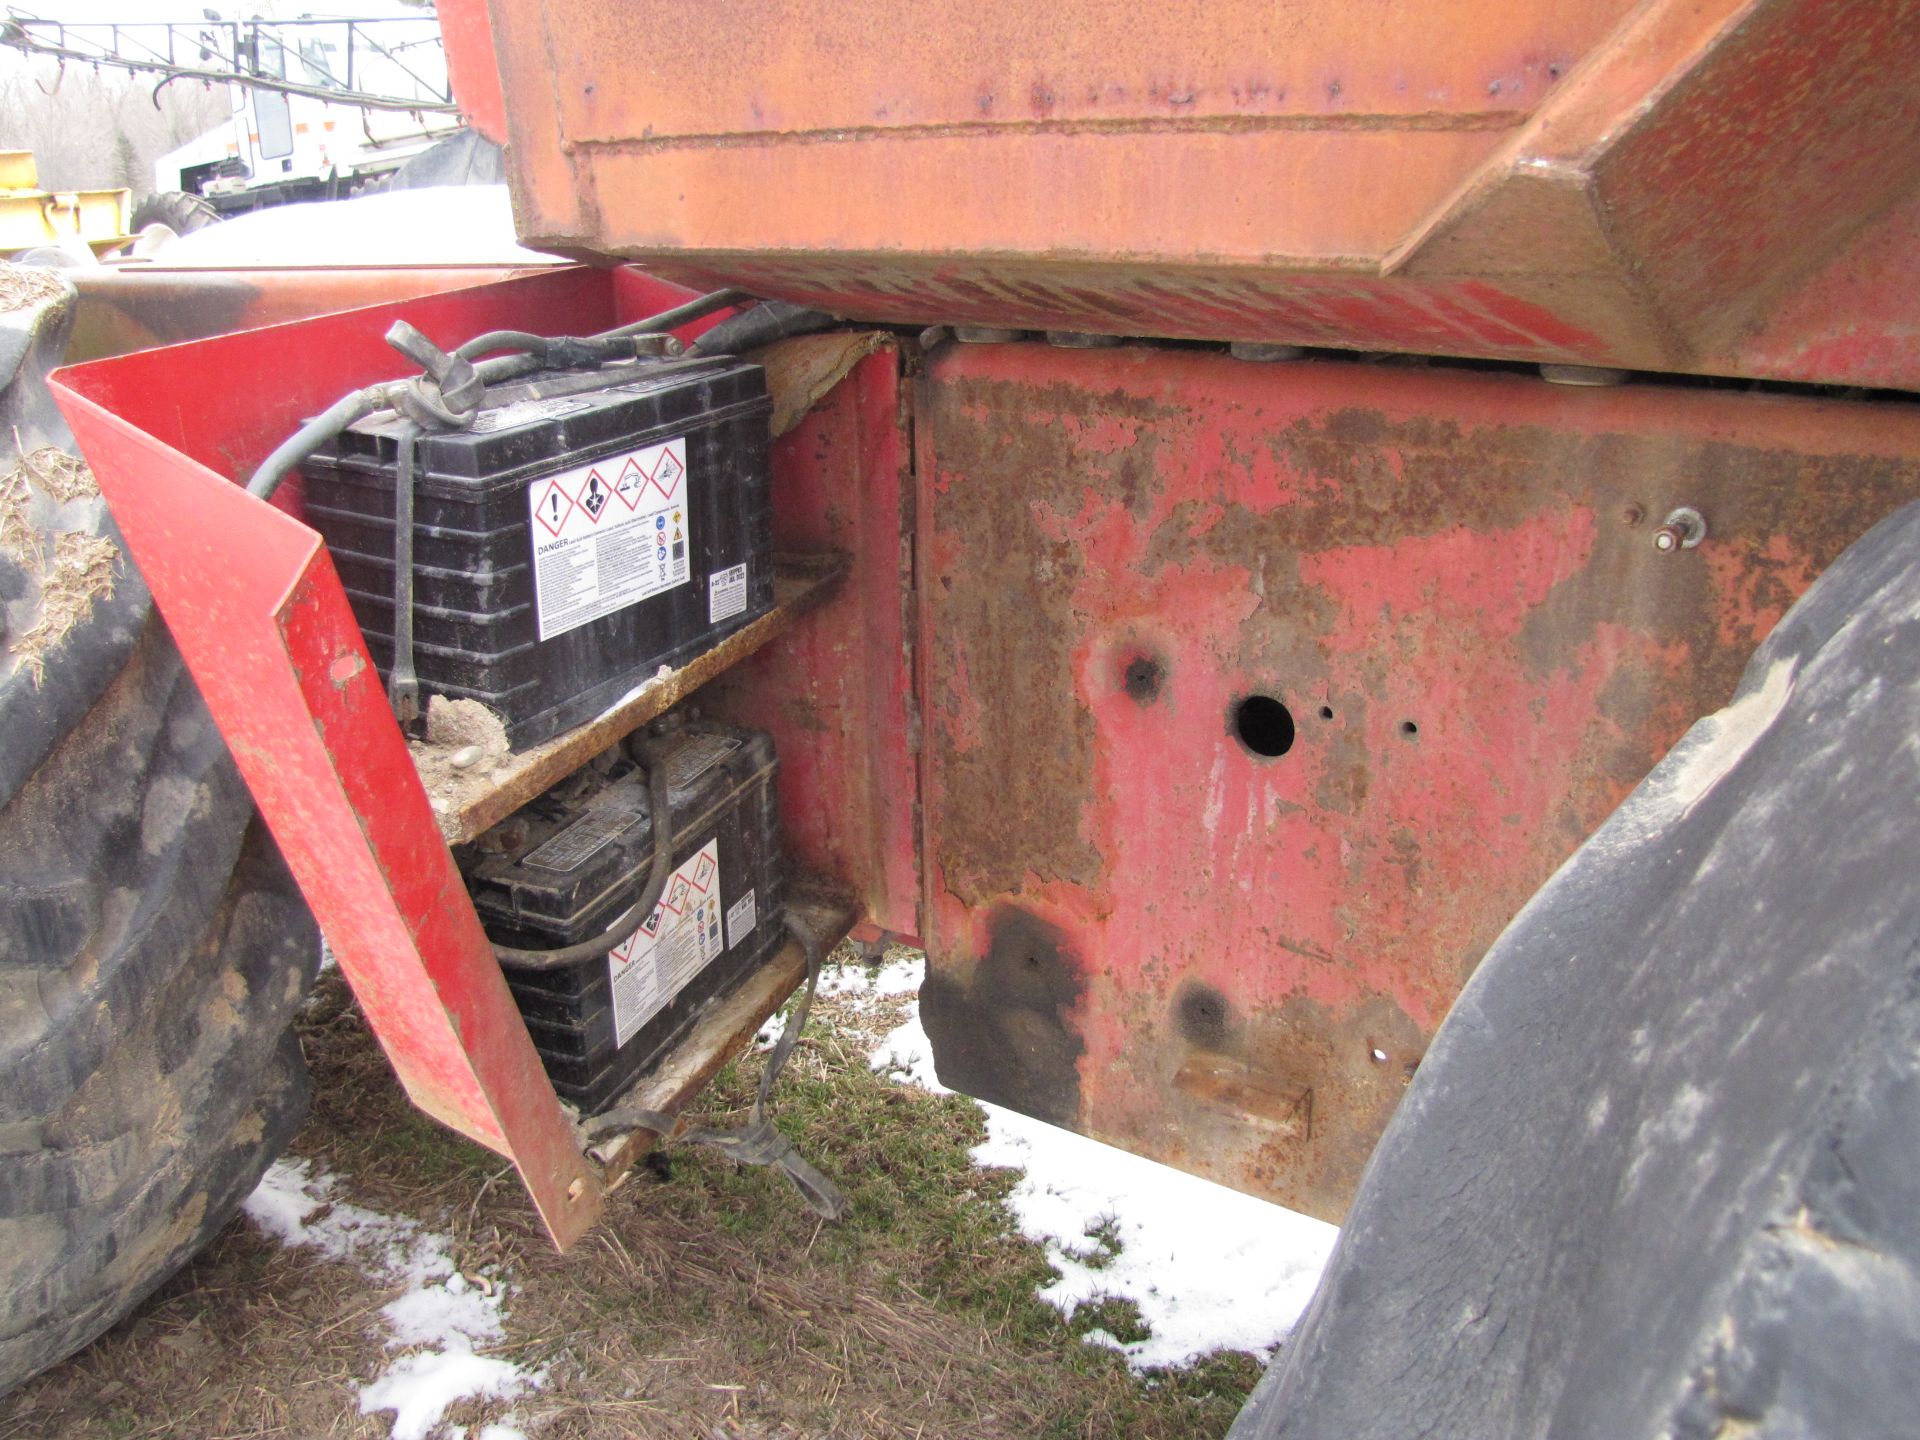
[{"x1": 1, "y1": 951, "x2": 1265, "y2": 1440}]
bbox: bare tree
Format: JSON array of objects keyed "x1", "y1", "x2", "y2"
[{"x1": 0, "y1": 55, "x2": 228, "y2": 197}]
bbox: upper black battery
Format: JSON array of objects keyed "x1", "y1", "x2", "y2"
[{"x1": 301, "y1": 356, "x2": 775, "y2": 747}]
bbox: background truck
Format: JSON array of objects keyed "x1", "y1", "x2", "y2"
[
  {"x1": 1, "y1": 11, "x2": 462, "y2": 226},
  {"x1": 7, "y1": 0, "x2": 1920, "y2": 1432}
]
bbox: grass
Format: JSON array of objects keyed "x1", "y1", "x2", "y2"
[{"x1": 2, "y1": 947, "x2": 1268, "y2": 1440}]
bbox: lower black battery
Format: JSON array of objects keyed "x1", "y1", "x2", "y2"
[{"x1": 458, "y1": 720, "x2": 784, "y2": 1113}]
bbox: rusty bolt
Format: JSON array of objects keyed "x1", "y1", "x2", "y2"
[
  {"x1": 1653, "y1": 506, "x2": 1708, "y2": 553},
  {"x1": 1621, "y1": 504, "x2": 1645, "y2": 526}
]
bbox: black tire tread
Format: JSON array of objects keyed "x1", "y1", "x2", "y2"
[
  {"x1": 128, "y1": 191, "x2": 220, "y2": 236},
  {"x1": 0, "y1": 425, "x2": 316, "y2": 1397}
]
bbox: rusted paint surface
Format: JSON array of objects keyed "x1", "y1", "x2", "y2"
[
  {"x1": 702, "y1": 347, "x2": 922, "y2": 939},
  {"x1": 474, "y1": 0, "x2": 1920, "y2": 387},
  {"x1": 535, "y1": 0, "x2": 1613, "y2": 140},
  {"x1": 916, "y1": 341, "x2": 1920, "y2": 1219}
]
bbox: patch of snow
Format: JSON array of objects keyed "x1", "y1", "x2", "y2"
[
  {"x1": 243, "y1": 1157, "x2": 541, "y2": 1440},
  {"x1": 975, "y1": 1104, "x2": 1337, "y2": 1370},
  {"x1": 818, "y1": 955, "x2": 923, "y2": 1001},
  {"x1": 360, "y1": 1351, "x2": 530, "y2": 1440},
  {"x1": 866, "y1": 965, "x2": 1336, "y2": 1370},
  {"x1": 869, "y1": 988, "x2": 950, "y2": 1097}
]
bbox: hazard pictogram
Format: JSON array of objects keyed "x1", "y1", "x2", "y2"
[
  {"x1": 662, "y1": 874, "x2": 692, "y2": 916},
  {"x1": 609, "y1": 933, "x2": 637, "y2": 966},
  {"x1": 651, "y1": 446, "x2": 685, "y2": 497},
  {"x1": 533, "y1": 478, "x2": 575, "y2": 537},
  {"x1": 641, "y1": 906, "x2": 662, "y2": 937},
  {"x1": 689, "y1": 853, "x2": 716, "y2": 892},
  {"x1": 578, "y1": 468, "x2": 611, "y2": 521},
  {"x1": 613, "y1": 455, "x2": 648, "y2": 510}
]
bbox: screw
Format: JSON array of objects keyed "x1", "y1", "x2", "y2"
[
  {"x1": 1622, "y1": 504, "x2": 1645, "y2": 526},
  {"x1": 567, "y1": 1177, "x2": 586, "y2": 1201},
  {"x1": 1653, "y1": 505, "x2": 1707, "y2": 552}
]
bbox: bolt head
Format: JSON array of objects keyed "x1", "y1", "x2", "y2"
[{"x1": 1653, "y1": 528, "x2": 1680, "y2": 552}]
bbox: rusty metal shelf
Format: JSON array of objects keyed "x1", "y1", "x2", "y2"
[
  {"x1": 413, "y1": 551, "x2": 849, "y2": 846},
  {"x1": 591, "y1": 882, "x2": 858, "y2": 1190}
]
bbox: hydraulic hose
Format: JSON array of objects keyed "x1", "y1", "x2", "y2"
[
  {"x1": 689, "y1": 299, "x2": 837, "y2": 357},
  {"x1": 601, "y1": 287, "x2": 749, "y2": 339}
]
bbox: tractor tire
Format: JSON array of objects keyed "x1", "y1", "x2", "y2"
[
  {"x1": 1231, "y1": 497, "x2": 1920, "y2": 1438},
  {"x1": 0, "y1": 284, "x2": 317, "y2": 1397},
  {"x1": 128, "y1": 190, "x2": 220, "y2": 237}
]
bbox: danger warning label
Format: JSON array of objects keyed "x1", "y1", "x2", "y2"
[
  {"x1": 528, "y1": 436, "x2": 691, "y2": 641},
  {"x1": 608, "y1": 838, "x2": 727, "y2": 1047}
]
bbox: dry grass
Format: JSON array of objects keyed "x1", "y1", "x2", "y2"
[
  {"x1": 2, "y1": 952, "x2": 1263, "y2": 1440},
  {"x1": 0, "y1": 264, "x2": 70, "y2": 317}
]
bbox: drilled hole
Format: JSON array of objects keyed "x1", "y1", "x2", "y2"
[
  {"x1": 1122, "y1": 654, "x2": 1164, "y2": 704},
  {"x1": 1232, "y1": 695, "x2": 1295, "y2": 758},
  {"x1": 1318, "y1": 705, "x2": 1334, "y2": 721},
  {"x1": 1401, "y1": 720, "x2": 1420, "y2": 738}
]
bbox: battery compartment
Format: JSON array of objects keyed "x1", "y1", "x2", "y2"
[{"x1": 456, "y1": 719, "x2": 787, "y2": 1114}]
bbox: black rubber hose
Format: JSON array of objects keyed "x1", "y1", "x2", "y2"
[
  {"x1": 247, "y1": 290, "x2": 747, "y2": 502},
  {"x1": 600, "y1": 288, "x2": 749, "y2": 339},
  {"x1": 245, "y1": 387, "x2": 387, "y2": 500},
  {"x1": 689, "y1": 299, "x2": 837, "y2": 357},
  {"x1": 490, "y1": 739, "x2": 675, "y2": 972}
]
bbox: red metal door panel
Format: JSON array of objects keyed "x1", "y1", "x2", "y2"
[
  {"x1": 914, "y1": 341, "x2": 1920, "y2": 1220},
  {"x1": 701, "y1": 344, "x2": 922, "y2": 940}
]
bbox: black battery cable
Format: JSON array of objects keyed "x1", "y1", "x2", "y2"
[{"x1": 485, "y1": 732, "x2": 675, "y2": 971}]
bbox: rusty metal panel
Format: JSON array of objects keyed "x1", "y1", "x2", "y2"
[
  {"x1": 471, "y1": 0, "x2": 1920, "y2": 387},
  {"x1": 702, "y1": 343, "x2": 922, "y2": 941},
  {"x1": 913, "y1": 341, "x2": 1920, "y2": 1220}
]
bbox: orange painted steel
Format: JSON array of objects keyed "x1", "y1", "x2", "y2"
[{"x1": 468, "y1": 0, "x2": 1920, "y2": 387}]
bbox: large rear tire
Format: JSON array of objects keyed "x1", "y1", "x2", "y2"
[
  {"x1": 0, "y1": 282, "x2": 317, "y2": 1396},
  {"x1": 128, "y1": 190, "x2": 220, "y2": 237}
]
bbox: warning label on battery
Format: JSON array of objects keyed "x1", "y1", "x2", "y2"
[
  {"x1": 528, "y1": 436, "x2": 691, "y2": 641},
  {"x1": 708, "y1": 562, "x2": 748, "y2": 624},
  {"x1": 608, "y1": 838, "x2": 725, "y2": 1048}
]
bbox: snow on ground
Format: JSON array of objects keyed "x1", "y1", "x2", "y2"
[
  {"x1": 243, "y1": 1158, "x2": 542, "y2": 1440},
  {"x1": 857, "y1": 953, "x2": 1338, "y2": 1371}
]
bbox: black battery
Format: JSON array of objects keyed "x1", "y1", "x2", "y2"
[
  {"x1": 458, "y1": 720, "x2": 786, "y2": 1113},
  {"x1": 301, "y1": 356, "x2": 775, "y2": 747}
]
